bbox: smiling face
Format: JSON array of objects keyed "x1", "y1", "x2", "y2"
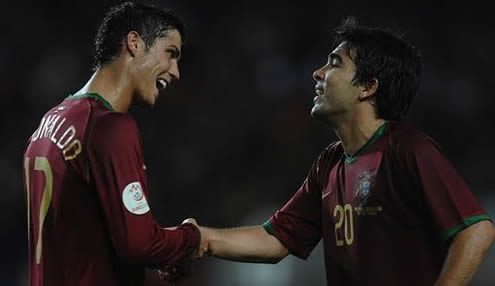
[
  {"x1": 130, "y1": 29, "x2": 182, "y2": 107},
  {"x1": 311, "y1": 42, "x2": 362, "y2": 124}
]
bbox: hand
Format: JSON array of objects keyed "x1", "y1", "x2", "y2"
[
  {"x1": 158, "y1": 218, "x2": 209, "y2": 284},
  {"x1": 158, "y1": 259, "x2": 192, "y2": 285},
  {"x1": 181, "y1": 218, "x2": 209, "y2": 260},
  {"x1": 158, "y1": 218, "x2": 202, "y2": 285}
]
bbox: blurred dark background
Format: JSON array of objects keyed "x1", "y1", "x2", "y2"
[{"x1": 2, "y1": 0, "x2": 494, "y2": 285}]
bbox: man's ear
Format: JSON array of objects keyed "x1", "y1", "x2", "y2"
[
  {"x1": 359, "y1": 78, "x2": 379, "y2": 102},
  {"x1": 125, "y1": 31, "x2": 143, "y2": 58}
]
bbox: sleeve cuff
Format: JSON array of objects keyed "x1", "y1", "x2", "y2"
[
  {"x1": 442, "y1": 214, "x2": 493, "y2": 241},
  {"x1": 262, "y1": 220, "x2": 310, "y2": 260},
  {"x1": 179, "y1": 223, "x2": 201, "y2": 257},
  {"x1": 262, "y1": 221, "x2": 276, "y2": 236}
]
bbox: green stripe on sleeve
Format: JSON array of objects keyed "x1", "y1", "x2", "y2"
[
  {"x1": 262, "y1": 221, "x2": 276, "y2": 236},
  {"x1": 442, "y1": 214, "x2": 493, "y2": 241}
]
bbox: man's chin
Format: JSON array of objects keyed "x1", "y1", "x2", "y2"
[
  {"x1": 311, "y1": 106, "x2": 334, "y2": 125},
  {"x1": 311, "y1": 105, "x2": 323, "y2": 119},
  {"x1": 145, "y1": 98, "x2": 157, "y2": 108}
]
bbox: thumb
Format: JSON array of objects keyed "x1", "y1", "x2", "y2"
[{"x1": 182, "y1": 218, "x2": 198, "y2": 226}]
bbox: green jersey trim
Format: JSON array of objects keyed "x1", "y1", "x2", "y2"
[
  {"x1": 345, "y1": 121, "x2": 389, "y2": 164},
  {"x1": 442, "y1": 214, "x2": 493, "y2": 241},
  {"x1": 67, "y1": 93, "x2": 114, "y2": 111},
  {"x1": 262, "y1": 221, "x2": 276, "y2": 236}
]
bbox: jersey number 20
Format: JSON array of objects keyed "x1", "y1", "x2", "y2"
[{"x1": 333, "y1": 204, "x2": 354, "y2": 246}]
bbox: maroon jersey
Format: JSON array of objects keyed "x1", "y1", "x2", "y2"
[
  {"x1": 264, "y1": 121, "x2": 491, "y2": 286},
  {"x1": 23, "y1": 93, "x2": 200, "y2": 286}
]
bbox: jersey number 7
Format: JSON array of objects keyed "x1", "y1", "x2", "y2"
[{"x1": 24, "y1": 156, "x2": 53, "y2": 264}]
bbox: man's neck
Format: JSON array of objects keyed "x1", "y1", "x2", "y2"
[
  {"x1": 333, "y1": 116, "x2": 386, "y2": 157},
  {"x1": 75, "y1": 63, "x2": 133, "y2": 113}
]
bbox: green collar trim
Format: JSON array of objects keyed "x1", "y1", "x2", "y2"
[
  {"x1": 67, "y1": 93, "x2": 114, "y2": 111},
  {"x1": 345, "y1": 121, "x2": 388, "y2": 164}
]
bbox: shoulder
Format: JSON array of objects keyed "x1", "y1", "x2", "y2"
[
  {"x1": 88, "y1": 112, "x2": 140, "y2": 149},
  {"x1": 385, "y1": 121, "x2": 444, "y2": 159},
  {"x1": 320, "y1": 141, "x2": 344, "y2": 161},
  {"x1": 93, "y1": 111, "x2": 138, "y2": 132},
  {"x1": 313, "y1": 141, "x2": 344, "y2": 172}
]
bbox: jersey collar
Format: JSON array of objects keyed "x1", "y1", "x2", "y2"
[
  {"x1": 67, "y1": 93, "x2": 114, "y2": 111},
  {"x1": 345, "y1": 121, "x2": 389, "y2": 164}
]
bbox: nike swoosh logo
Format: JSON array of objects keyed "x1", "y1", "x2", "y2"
[{"x1": 322, "y1": 192, "x2": 330, "y2": 199}]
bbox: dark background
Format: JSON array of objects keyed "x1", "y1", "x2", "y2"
[{"x1": 2, "y1": 0, "x2": 494, "y2": 285}]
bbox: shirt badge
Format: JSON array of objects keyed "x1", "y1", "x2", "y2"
[
  {"x1": 355, "y1": 170, "x2": 375, "y2": 206},
  {"x1": 122, "y1": 181, "x2": 150, "y2": 215}
]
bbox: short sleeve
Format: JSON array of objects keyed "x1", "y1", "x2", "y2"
[
  {"x1": 403, "y1": 135, "x2": 492, "y2": 241},
  {"x1": 263, "y1": 146, "x2": 337, "y2": 259}
]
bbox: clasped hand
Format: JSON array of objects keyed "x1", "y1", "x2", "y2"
[{"x1": 158, "y1": 218, "x2": 209, "y2": 284}]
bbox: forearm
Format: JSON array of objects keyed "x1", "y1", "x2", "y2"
[
  {"x1": 435, "y1": 220, "x2": 495, "y2": 286},
  {"x1": 113, "y1": 222, "x2": 200, "y2": 267},
  {"x1": 201, "y1": 225, "x2": 289, "y2": 264}
]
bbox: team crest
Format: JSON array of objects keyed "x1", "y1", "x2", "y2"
[{"x1": 354, "y1": 170, "x2": 376, "y2": 206}]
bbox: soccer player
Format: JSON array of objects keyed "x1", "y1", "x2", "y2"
[
  {"x1": 175, "y1": 18, "x2": 494, "y2": 285},
  {"x1": 22, "y1": 2, "x2": 207, "y2": 285}
]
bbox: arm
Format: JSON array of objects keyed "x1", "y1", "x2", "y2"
[
  {"x1": 201, "y1": 225, "x2": 289, "y2": 264},
  {"x1": 402, "y1": 134, "x2": 494, "y2": 284},
  {"x1": 435, "y1": 220, "x2": 495, "y2": 286},
  {"x1": 172, "y1": 146, "x2": 334, "y2": 269},
  {"x1": 196, "y1": 148, "x2": 332, "y2": 264},
  {"x1": 87, "y1": 114, "x2": 201, "y2": 267},
  {"x1": 157, "y1": 224, "x2": 288, "y2": 284}
]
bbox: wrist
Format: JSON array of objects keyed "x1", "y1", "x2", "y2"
[{"x1": 178, "y1": 223, "x2": 201, "y2": 258}]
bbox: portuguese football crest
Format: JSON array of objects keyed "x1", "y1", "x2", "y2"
[{"x1": 355, "y1": 170, "x2": 375, "y2": 206}]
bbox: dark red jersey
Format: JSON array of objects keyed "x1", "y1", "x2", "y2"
[
  {"x1": 264, "y1": 121, "x2": 491, "y2": 286},
  {"x1": 23, "y1": 93, "x2": 200, "y2": 286}
]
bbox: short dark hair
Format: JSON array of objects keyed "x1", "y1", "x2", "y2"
[
  {"x1": 332, "y1": 17, "x2": 422, "y2": 121},
  {"x1": 93, "y1": 1, "x2": 186, "y2": 69}
]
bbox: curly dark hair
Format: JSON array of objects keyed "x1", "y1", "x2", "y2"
[
  {"x1": 332, "y1": 17, "x2": 423, "y2": 121},
  {"x1": 93, "y1": 1, "x2": 186, "y2": 69}
]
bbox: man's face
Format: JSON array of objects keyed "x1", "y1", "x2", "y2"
[
  {"x1": 311, "y1": 42, "x2": 361, "y2": 123},
  {"x1": 132, "y1": 29, "x2": 182, "y2": 107}
]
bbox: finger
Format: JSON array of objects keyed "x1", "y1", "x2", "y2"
[
  {"x1": 158, "y1": 269, "x2": 168, "y2": 280},
  {"x1": 196, "y1": 248, "x2": 205, "y2": 259},
  {"x1": 158, "y1": 266, "x2": 177, "y2": 280}
]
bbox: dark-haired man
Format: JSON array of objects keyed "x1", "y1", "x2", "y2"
[
  {"x1": 183, "y1": 18, "x2": 494, "y2": 286},
  {"x1": 22, "y1": 2, "x2": 206, "y2": 285}
]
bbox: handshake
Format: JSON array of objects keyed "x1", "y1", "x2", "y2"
[
  {"x1": 158, "y1": 218, "x2": 211, "y2": 284},
  {"x1": 157, "y1": 217, "x2": 288, "y2": 284}
]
